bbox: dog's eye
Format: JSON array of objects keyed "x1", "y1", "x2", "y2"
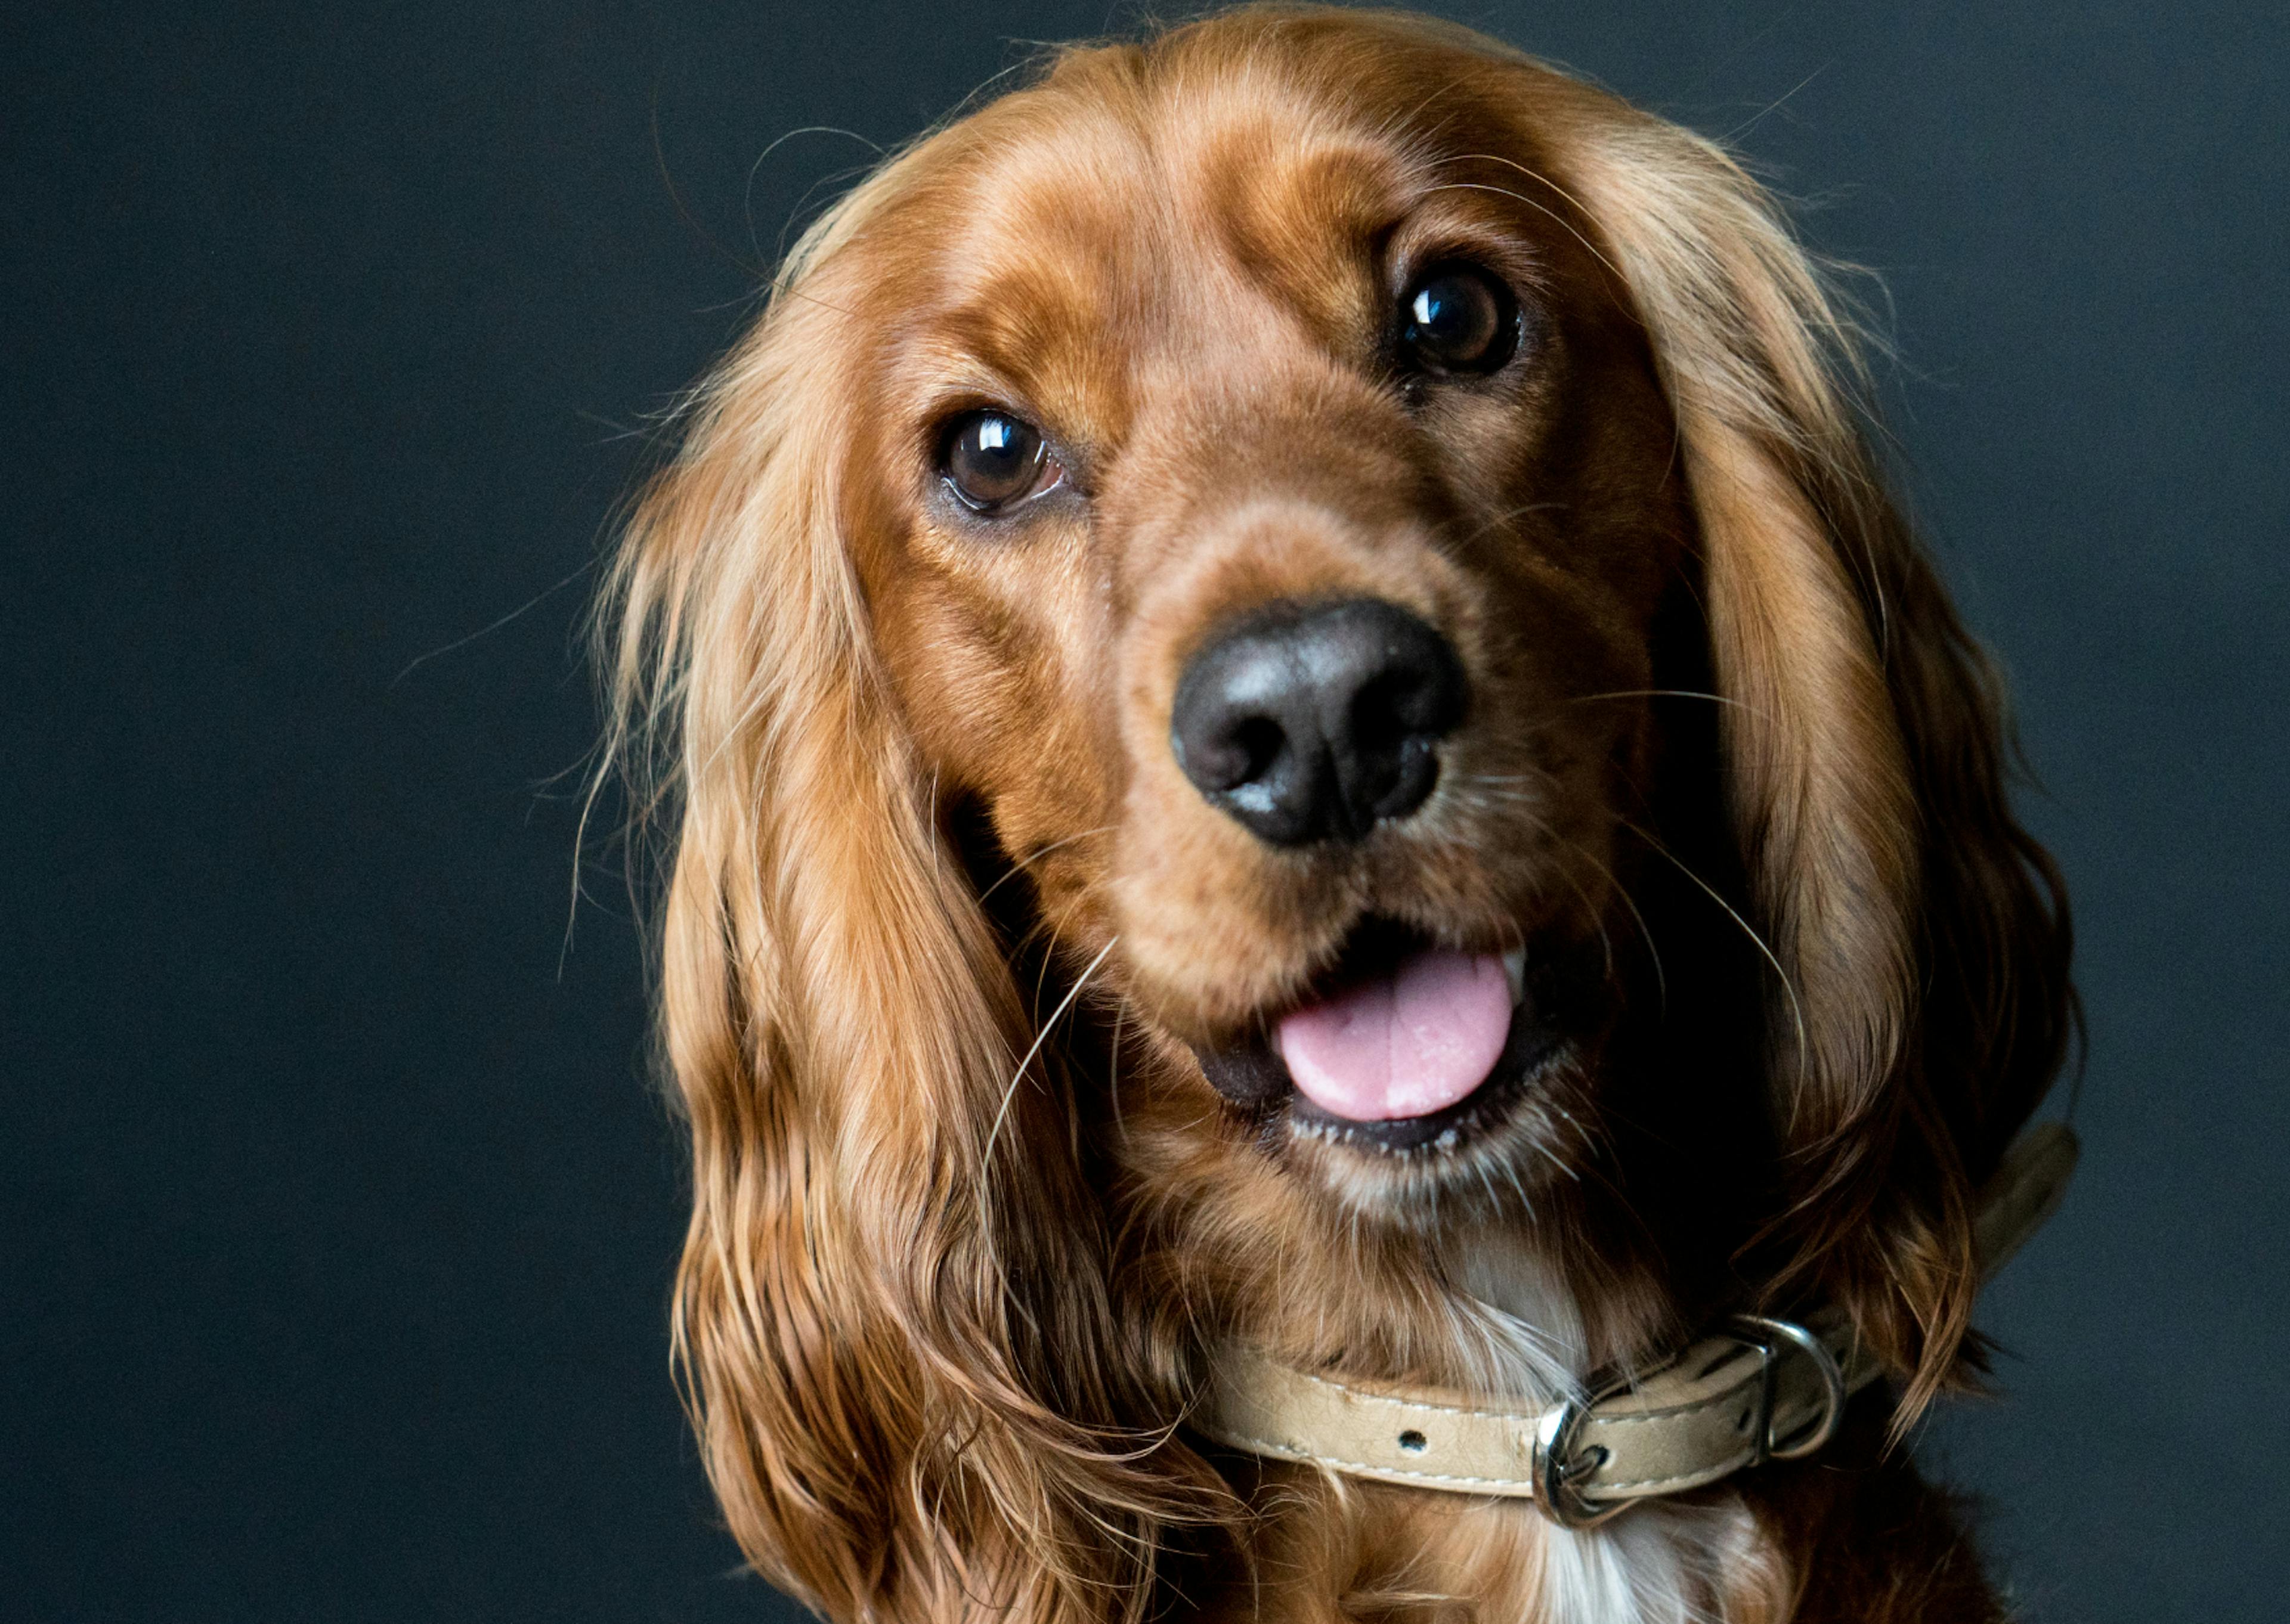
[
  {"x1": 1398, "y1": 264, "x2": 1519, "y2": 376},
  {"x1": 940, "y1": 410, "x2": 1062, "y2": 514}
]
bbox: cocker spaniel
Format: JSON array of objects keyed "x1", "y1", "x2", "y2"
[{"x1": 598, "y1": 8, "x2": 2075, "y2": 1622}]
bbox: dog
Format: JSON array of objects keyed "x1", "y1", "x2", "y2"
[{"x1": 597, "y1": 7, "x2": 2074, "y2": 1620}]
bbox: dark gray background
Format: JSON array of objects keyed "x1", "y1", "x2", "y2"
[{"x1": 5, "y1": 2, "x2": 2282, "y2": 1619}]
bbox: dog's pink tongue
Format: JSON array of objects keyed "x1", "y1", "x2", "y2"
[{"x1": 1276, "y1": 949, "x2": 1512, "y2": 1122}]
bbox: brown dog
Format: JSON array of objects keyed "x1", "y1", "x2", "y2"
[{"x1": 598, "y1": 7, "x2": 2073, "y2": 1620}]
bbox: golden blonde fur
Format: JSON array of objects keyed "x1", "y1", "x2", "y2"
[{"x1": 597, "y1": 9, "x2": 2071, "y2": 1621}]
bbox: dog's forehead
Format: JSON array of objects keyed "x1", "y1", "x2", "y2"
[{"x1": 891, "y1": 65, "x2": 1443, "y2": 435}]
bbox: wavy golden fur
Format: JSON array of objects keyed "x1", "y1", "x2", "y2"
[{"x1": 598, "y1": 8, "x2": 2072, "y2": 1621}]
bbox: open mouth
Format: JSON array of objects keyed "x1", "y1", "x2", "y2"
[{"x1": 1190, "y1": 921, "x2": 1571, "y2": 1154}]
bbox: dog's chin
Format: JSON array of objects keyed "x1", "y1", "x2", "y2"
[{"x1": 1184, "y1": 931, "x2": 1604, "y2": 1223}]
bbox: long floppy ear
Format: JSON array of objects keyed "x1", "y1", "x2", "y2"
[
  {"x1": 1553, "y1": 101, "x2": 2073, "y2": 1417},
  {"x1": 596, "y1": 171, "x2": 1210, "y2": 1623}
]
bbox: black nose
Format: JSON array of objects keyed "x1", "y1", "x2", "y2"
[{"x1": 1170, "y1": 598, "x2": 1467, "y2": 847}]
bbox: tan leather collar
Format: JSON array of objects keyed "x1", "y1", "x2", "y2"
[{"x1": 1192, "y1": 1123, "x2": 2078, "y2": 1526}]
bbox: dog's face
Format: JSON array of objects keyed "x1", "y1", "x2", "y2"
[
  {"x1": 838, "y1": 41, "x2": 1703, "y2": 1218},
  {"x1": 836, "y1": 40, "x2": 1698, "y2": 1217}
]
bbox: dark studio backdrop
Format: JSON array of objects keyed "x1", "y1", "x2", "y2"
[{"x1": 5, "y1": 1, "x2": 2283, "y2": 1619}]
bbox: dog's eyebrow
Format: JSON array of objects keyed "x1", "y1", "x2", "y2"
[
  {"x1": 1175, "y1": 125, "x2": 1422, "y2": 361},
  {"x1": 909, "y1": 257, "x2": 1139, "y2": 450},
  {"x1": 934, "y1": 262, "x2": 1110, "y2": 371},
  {"x1": 1199, "y1": 131, "x2": 1417, "y2": 253}
]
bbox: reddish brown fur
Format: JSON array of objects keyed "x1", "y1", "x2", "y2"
[{"x1": 598, "y1": 8, "x2": 2072, "y2": 1622}]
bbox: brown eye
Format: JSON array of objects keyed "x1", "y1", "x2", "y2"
[
  {"x1": 941, "y1": 410, "x2": 1060, "y2": 513},
  {"x1": 1398, "y1": 264, "x2": 1519, "y2": 376}
]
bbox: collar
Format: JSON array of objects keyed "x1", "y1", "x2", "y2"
[{"x1": 1191, "y1": 1123, "x2": 2078, "y2": 1527}]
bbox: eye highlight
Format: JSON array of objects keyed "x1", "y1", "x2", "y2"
[
  {"x1": 1397, "y1": 263, "x2": 1520, "y2": 377},
  {"x1": 939, "y1": 410, "x2": 1063, "y2": 514}
]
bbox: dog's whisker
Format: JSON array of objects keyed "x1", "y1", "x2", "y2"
[
  {"x1": 1443, "y1": 498, "x2": 1571, "y2": 550},
  {"x1": 1030, "y1": 889, "x2": 1096, "y2": 1031},
  {"x1": 1418, "y1": 176, "x2": 1627, "y2": 289},
  {"x1": 1107, "y1": 1000, "x2": 1129, "y2": 1149},
  {"x1": 980, "y1": 934, "x2": 1119, "y2": 1202},
  {"x1": 1549, "y1": 827, "x2": 1669, "y2": 1017},
  {"x1": 1525, "y1": 1137, "x2": 1582, "y2": 1185},
  {"x1": 1621, "y1": 816, "x2": 1812, "y2": 1084},
  {"x1": 1472, "y1": 1161, "x2": 1505, "y2": 1219},
  {"x1": 1564, "y1": 687, "x2": 1773, "y2": 723},
  {"x1": 926, "y1": 767, "x2": 942, "y2": 884},
  {"x1": 976, "y1": 825, "x2": 1116, "y2": 906}
]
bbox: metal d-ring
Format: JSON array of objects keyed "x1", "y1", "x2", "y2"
[
  {"x1": 1727, "y1": 1313, "x2": 1848, "y2": 1463},
  {"x1": 1530, "y1": 1377, "x2": 1633, "y2": 1530}
]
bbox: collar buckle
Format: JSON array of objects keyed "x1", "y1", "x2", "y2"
[
  {"x1": 1533, "y1": 1312, "x2": 1849, "y2": 1528},
  {"x1": 1528, "y1": 1374, "x2": 1635, "y2": 1530}
]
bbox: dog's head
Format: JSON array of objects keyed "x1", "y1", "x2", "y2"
[{"x1": 601, "y1": 8, "x2": 2070, "y2": 1617}]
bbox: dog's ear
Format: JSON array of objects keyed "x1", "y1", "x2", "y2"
[
  {"x1": 1556, "y1": 101, "x2": 2073, "y2": 1418},
  {"x1": 598, "y1": 189, "x2": 1206, "y2": 1622}
]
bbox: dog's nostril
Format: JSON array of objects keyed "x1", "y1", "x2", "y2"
[
  {"x1": 1169, "y1": 597, "x2": 1466, "y2": 847},
  {"x1": 1174, "y1": 713, "x2": 1286, "y2": 798},
  {"x1": 1349, "y1": 671, "x2": 1434, "y2": 776},
  {"x1": 1232, "y1": 717, "x2": 1286, "y2": 786}
]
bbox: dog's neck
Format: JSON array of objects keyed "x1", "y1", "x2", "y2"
[
  {"x1": 1442, "y1": 1217, "x2": 1602, "y2": 1397},
  {"x1": 1193, "y1": 1151, "x2": 1691, "y2": 1406},
  {"x1": 1185, "y1": 1202, "x2": 1781, "y2": 1624}
]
